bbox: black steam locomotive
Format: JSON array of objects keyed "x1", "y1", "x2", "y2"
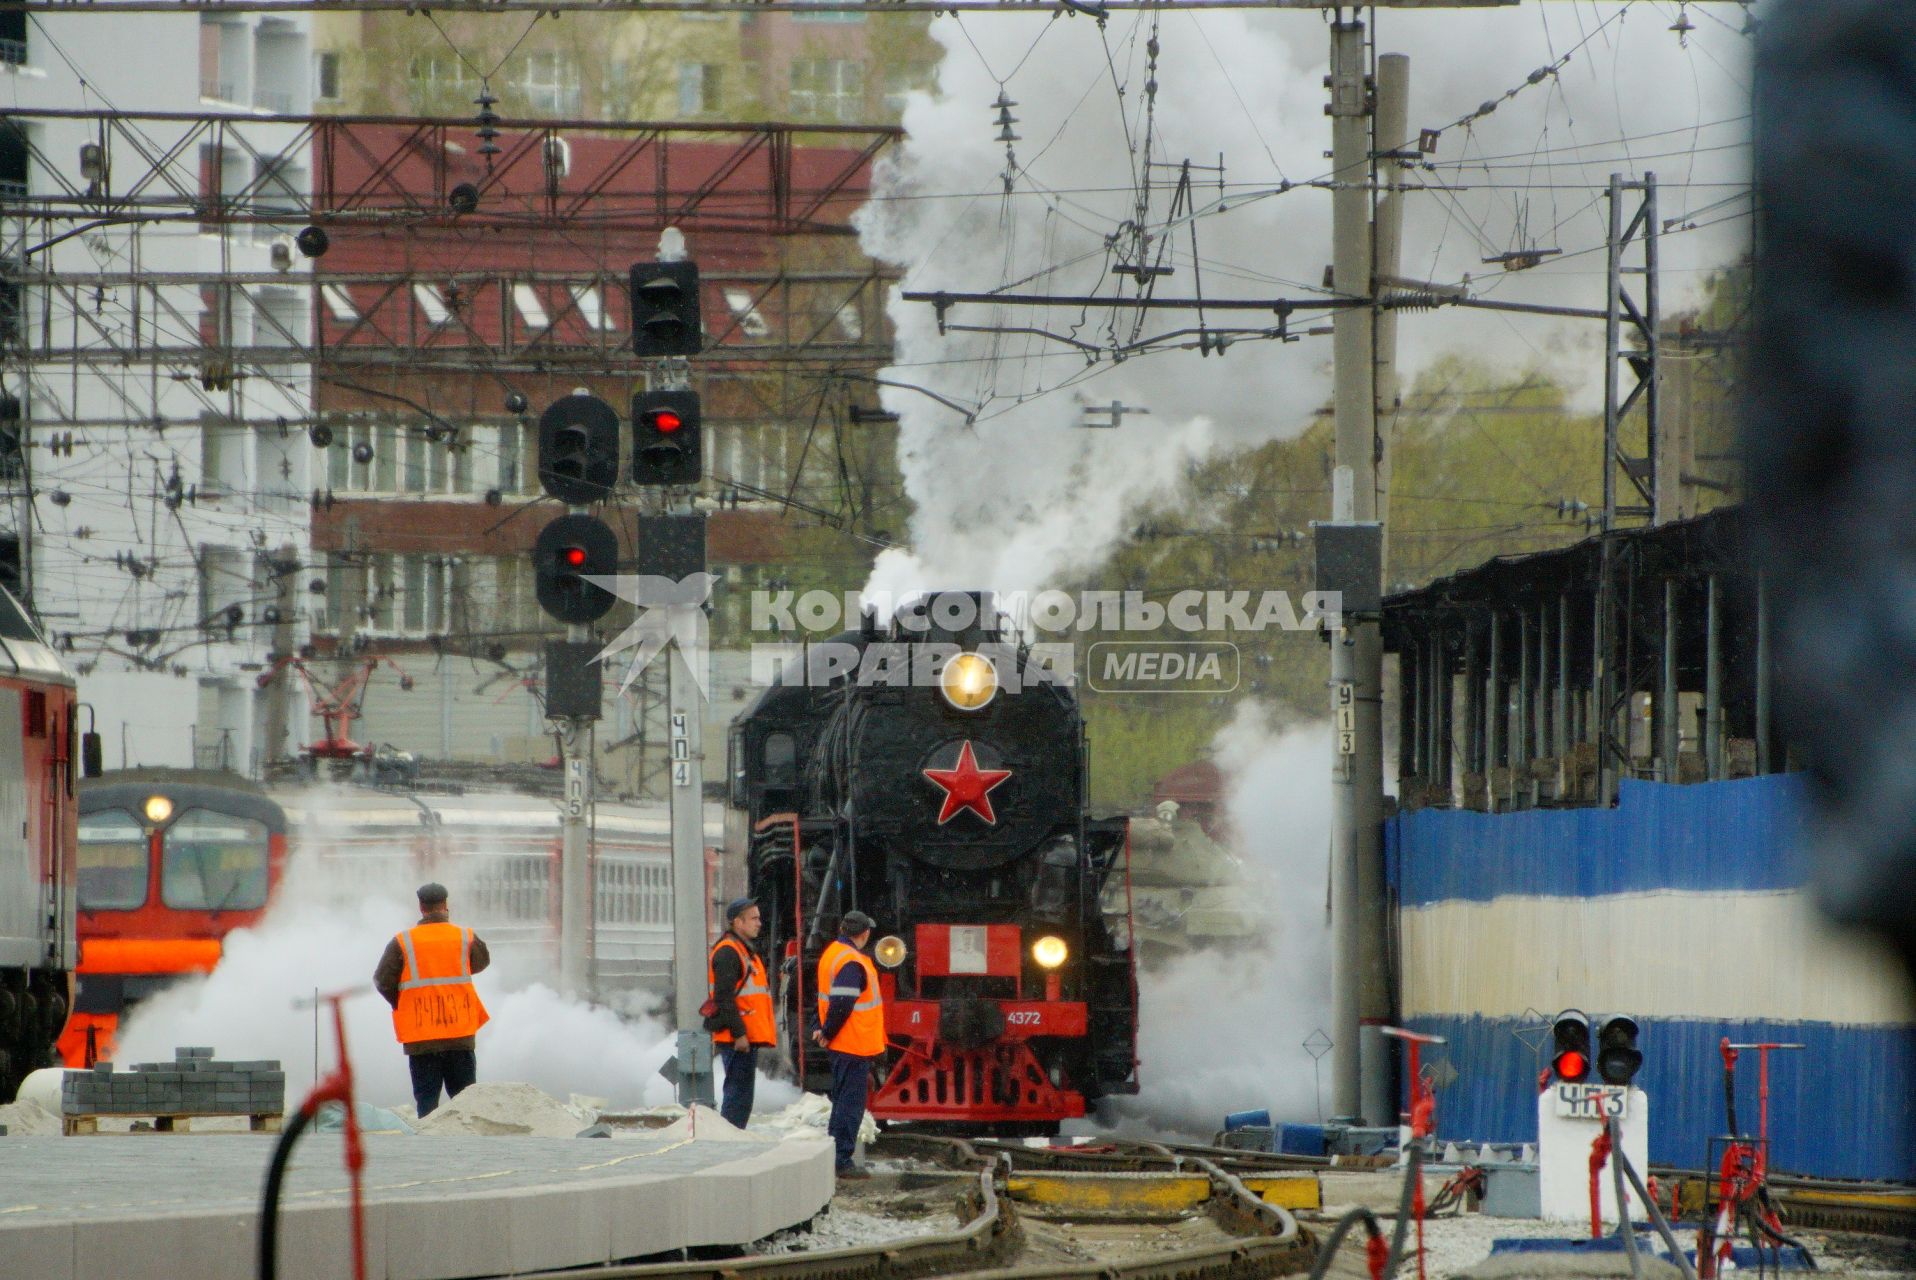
[{"x1": 725, "y1": 591, "x2": 1139, "y2": 1132}]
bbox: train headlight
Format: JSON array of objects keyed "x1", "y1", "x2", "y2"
[
  {"x1": 1031, "y1": 935, "x2": 1069, "y2": 969},
  {"x1": 940, "y1": 652, "x2": 998, "y2": 711},
  {"x1": 142, "y1": 795, "x2": 174, "y2": 825},
  {"x1": 874, "y1": 935, "x2": 908, "y2": 969}
]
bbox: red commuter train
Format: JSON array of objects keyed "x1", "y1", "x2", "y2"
[
  {"x1": 61, "y1": 773, "x2": 290, "y2": 1066},
  {"x1": 60, "y1": 773, "x2": 712, "y2": 1065}
]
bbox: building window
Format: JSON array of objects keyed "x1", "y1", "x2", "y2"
[
  {"x1": 0, "y1": 12, "x2": 27, "y2": 67},
  {"x1": 834, "y1": 297, "x2": 864, "y2": 343},
  {"x1": 412, "y1": 284, "x2": 452, "y2": 328},
  {"x1": 314, "y1": 50, "x2": 341, "y2": 101},
  {"x1": 251, "y1": 285, "x2": 305, "y2": 347},
  {"x1": 321, "y1": 284, "x2": 358, "y2": 322},
  {"x1": 511, "y1": 283, "x2": 550, "y2": 331},
  {"x1": 326, "y1": 419, "x2": 472, "y2": 496},
  {"x1": 400, "y1": 555, "x2": 449, "y2": 633},
  {"x1": 884, "y1": 67, "x2": 926, "y2": 117},
  {"x1": 722, "y1": 288, "x2": 771, "y2": 339},
  {"x1": 366, "y1": 554, "x2": 395, "y2": 632},
  {"x1": 571, "y1": 284, "x2": 615, "y2": 332},
  {"x1": 677, "y1": 62, "x2": 723, "y2": 116},
  {"x1": 517, "y1": 50, "x2": 582, "y2": 117},
  {"x1": 0, "y1": 122, "x2": 28, "y2": 201},
  {"x1": 252, "y1": 159, "x2": 305, "y2": 238},
  {"x1": 791, "y1": 0, "x2": 864, "y2": 22},
  {"x1": 201, "y1": 20, "x2": 246, "y2": 103},
  {"x1": 328, "y1": 419, "x2": 398, "y2": 494},
  {"x1": 492, "y1": 420, "x2": 539, "y2": 496},
  {"x1": 253, "y1": 22, "x2": 307, "y2": 114},
  {"x1": 408, "y1": 51, "x2": 475, "y2": 112},
  {"x1": 198, "y1": 546, "x2": 250, "y2": 627},
  {"x1": 790, "y1": 59, "x2": 864, "y2": 123},
  {"x1": 483, "y1": 555, "x2": 549, "y2": 635},
  {"x1": 200, "y1": 415, "x2": 245, "y2": 495}
]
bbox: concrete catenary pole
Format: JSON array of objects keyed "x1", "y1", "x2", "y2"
[
  {"x1": 668, "y1": 639, "x2": 712, "y2": 1107},
  {"x1": 1371, "y1": 52, "x2": 1411, "y2": 559},
  {"x1": 1326, "y1": 16, "x2": 1389, "y2": 1124},
  {"x1": 558, "y1": 545, "x2": 593, "y2": 1000},
  {"x1": 1363, "y1": 47, "x2": 1409, "y2": 1129}
]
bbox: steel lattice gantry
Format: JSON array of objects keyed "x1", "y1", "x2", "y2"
[
  {"x1": 6, "y1": 266, "x2": 897, "y2": 382},
  {"x1": 2, "y1": 110, "x2": 900, "y2": 237}
]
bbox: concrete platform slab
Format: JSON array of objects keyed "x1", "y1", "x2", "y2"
[{"x1": 0, "y1": 1128, "x2": 833, "y2": 1280}]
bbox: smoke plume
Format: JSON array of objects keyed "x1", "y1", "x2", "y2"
[
  {"x1": 858, "y1": 5, "x2": 1751, "y2": 597},
  {"x1": 1106, "y1": 712, "x2": 1334, "y2": 1137},
  {"x1": 113, "y1": 801, "x2": 796, "y2": 1114}
]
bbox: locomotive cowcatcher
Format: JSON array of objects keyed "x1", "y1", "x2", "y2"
[{"x1": 726, "y1": 591, "x2": 1139, "y2": 1134}]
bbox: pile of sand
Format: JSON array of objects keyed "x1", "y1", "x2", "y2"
[
  {"x1": 0, "y1": 1100, "x2": 60, "y2": 1135},
  {"x1": 648, "y1": 1104, "x2": 767, "y2": 1144},
  {"x1": 410, "y1": 1082, "x2": 595, "y2": 1138}
]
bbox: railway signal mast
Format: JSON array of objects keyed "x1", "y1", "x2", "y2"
[
  {"x1": 533, "y1": 395, "x2": 621, "y2": 999},
  {"x1": 631, "y1": 236, "x2": 716, "y2": 1109}
]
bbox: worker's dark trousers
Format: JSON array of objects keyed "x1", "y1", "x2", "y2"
[
  {"x1": 408, "y1": 1049, "x2": 476, "y2": 1118},
  {"x1": 719, "y1": 1045, "x2": 758, "y2": 1128},
  {"x1": 827, "y1": 1050, "x2": 874, "y2": 1169}
]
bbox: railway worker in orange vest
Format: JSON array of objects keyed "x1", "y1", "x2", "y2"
[
  {"x1": 705, "y1": 896, "x2": 776, "y2": 1128},
  {"x1": 810, "y1": 909, "x2": 884, "y2": 1179},
  {"x1": 373, "y1": 882, "x2": 491, "y2": 1118}
]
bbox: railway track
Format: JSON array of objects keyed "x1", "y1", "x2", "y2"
[
  {"x1": 1653, "y1": 1170, "x2": 1916, "y2": 1238},
  {"x1": 516, "y1": 1135, "x2": 1318, "y2": 1280},
  {"x1": 511, "y1": 1130, "x2": 1916, "y2": 1280}
]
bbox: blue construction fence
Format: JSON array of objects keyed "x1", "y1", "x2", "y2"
[{"x1": 1386, "y1": 774, "x2": 1916, "y2": 1183}]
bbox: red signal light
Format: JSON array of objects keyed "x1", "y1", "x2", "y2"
[
  {"x1": 561, "y1": 546, "x2": 588, "y2": 569},
  {"x1": 648, "y1": 410, "x2": 683, "y2": 434},
  {"x1": 1553, "y1": 1050, "x2": 1586, "y2": 1080}
]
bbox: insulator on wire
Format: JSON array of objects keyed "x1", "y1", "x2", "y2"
[{"x1": 474, "y1": 90, "x2": 502, "y2": 166}]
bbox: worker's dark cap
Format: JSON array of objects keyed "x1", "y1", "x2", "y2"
[
  {"x1": 839, "y1": 910, "x2": 876, "y2": 936},
  {"x1": 416, "y1": 882, "x2": 449, "y2": 907},
  {"x1": 725, "y1": 896, "x2": 757, "y2": 922}
]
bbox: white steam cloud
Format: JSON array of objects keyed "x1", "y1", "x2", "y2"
[
  {"x1": 113, "y1": 807, "x2": 793, "y2": 1114},
  {"x1": 859, "y1": 5, "x2": 1751, "y2": 597},
  {"x1": 1109, "y1": 712, "x2": 1334, "y2": 1137}
]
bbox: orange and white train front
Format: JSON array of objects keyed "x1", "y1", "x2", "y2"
[{"x1": 59, "y1": 776, "x2": 287, "y2": 1066}]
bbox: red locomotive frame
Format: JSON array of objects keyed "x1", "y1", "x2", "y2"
[{"x1": 0, "y1": 591, "x2": 82, "y2": 1103}]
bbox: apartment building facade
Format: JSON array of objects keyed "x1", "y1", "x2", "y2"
[{"x1": 1, "y1": 12, "x2": 317, "y2": 772}]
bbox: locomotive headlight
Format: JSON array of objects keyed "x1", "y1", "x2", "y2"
[
  {"x1": 940, "y1": 652, "x2": 998, "y2": 711},
  {"x1": 1031, "y1": 935, "x2": 1069, "y2": 969},
  {"x1": 874, "y1": 935, "x2": 908, "y2": 969},
  {"x1": 142, "y1": 795, "x2": 174, "y2": 825}
]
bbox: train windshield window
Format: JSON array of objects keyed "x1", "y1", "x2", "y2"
[
  {"x1": 763, "y1": 732, "x2": 797, "y2": 787},
  {"x1": 78, "y1": 810, "x2": 148, "y2": 910},
  {"x1": 161, "y1": 809, "x2": 270, "y2": 911},
  {"x1": 0, "y1": 587, "x2": 41, "y2": 643}
]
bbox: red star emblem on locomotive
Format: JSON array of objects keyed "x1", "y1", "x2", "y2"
[{"x1": 922, "y1": 740, "x2": 1013, "y2": 825}]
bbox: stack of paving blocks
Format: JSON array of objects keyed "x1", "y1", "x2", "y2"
[{"x1": 61, "y1": 1047, "x2": 285, "y2": 1125}]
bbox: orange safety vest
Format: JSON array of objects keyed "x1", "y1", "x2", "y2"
[
  {"x1": 709, "y1": 936, "x2": 776, "y2": 1047},
  {"x1": 815, "y1": 940, "x2": 886, "y2": 1057},
  {"x1": 391, "y1": 922, "x2": 490, "y2": 1045}
]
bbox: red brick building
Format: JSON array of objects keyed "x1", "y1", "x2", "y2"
[{"x1": 299, "y1": 121, "x2": 902, "y2": 787}]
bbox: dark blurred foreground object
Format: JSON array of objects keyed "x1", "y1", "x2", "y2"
[{"x1": 1748, "y1": 0, "x2": 1916, "y2": 963}]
